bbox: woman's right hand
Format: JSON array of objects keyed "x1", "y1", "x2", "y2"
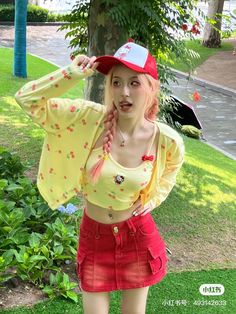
[{"x1": 71, "y1": 55, "x2": 98, "y2": 71}]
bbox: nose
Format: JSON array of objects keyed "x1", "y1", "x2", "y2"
[{"x1": 122, "y1": 85, "x2": 130, "y2": 97}]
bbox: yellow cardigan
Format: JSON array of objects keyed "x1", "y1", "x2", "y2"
[{"x1": 15, "y1": 62, "x2": 184, "y2": 210}]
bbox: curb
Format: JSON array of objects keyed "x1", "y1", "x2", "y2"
[
  {"x1": 204, "y1": 141, "x2": 236, "y2": 161},
  {"x1": 171, "y1": 68, "x2": 236, "y2": 98}
]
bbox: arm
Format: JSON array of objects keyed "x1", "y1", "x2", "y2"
[{"x1": 15, "y1": 56, "x2": 98, "y2": 133}]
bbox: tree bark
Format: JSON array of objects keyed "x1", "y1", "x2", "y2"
[
  {"x1": 85, "y1": 0, "x2": 127, "y2": 103},
  {"x1": 202, "y1": 0, "x2": 225, "y2": 48}
]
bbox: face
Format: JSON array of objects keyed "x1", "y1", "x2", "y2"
[{"x1": 111, "y1": 65, "x2": 148, "y2": 119}]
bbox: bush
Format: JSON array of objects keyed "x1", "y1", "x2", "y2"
[
  {"x1": 0, "y1": 5, "x2": 14, "y2": 22},
  {"x1": 0, "y1": 147, "x2": 83, "y2": 302},
  {"x1": 0, "y1": 4, "x2": 65, "y2": 22},
  {"x1": 27, "y1": 4, "x2": 49, "y2": 22}
]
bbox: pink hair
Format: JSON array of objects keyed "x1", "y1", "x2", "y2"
[{"x1": 89, "y1": 67, "x2": 160, "y2": 184}]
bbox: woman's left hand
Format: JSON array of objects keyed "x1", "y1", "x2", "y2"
[{"x1": 132, "y1": 198, "x2": 154, "y2": 216}]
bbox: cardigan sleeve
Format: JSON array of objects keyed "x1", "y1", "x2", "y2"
[
  {"x1": 14, "y1": 57, "x2": 102, "y2": 133},
  {"x1": 150, "y1": 136, "x2": 185, "y2": 209}
]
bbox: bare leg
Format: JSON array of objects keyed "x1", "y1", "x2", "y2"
[
  {"x1": 121, "y1": 287, "x2": 150, "y2": 314},
  {"x1": 82, "y1": 291, "x2": 110, "y2": 314}
]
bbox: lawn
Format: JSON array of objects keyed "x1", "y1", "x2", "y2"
[
  {"x1": 0, "y1": 48, "x2": 236, "y2": 313},
  {"x1": 171, "y1": 39, "x2": 233, "y2": 72}
]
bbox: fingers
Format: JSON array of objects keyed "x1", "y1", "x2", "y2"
[
  {"x1": 133, "y1": 206, "x2": 151, "y2": 217},
  {"x1": 71, "y1": 55, "x2": 97, "y2": 71},
  {"x1": 131, "y1": 198, "x2": 153, "y2": 216}
]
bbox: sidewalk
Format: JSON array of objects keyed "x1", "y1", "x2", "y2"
[{"x1": 0, "y1": 24, "x2": 236, "y2": 160}]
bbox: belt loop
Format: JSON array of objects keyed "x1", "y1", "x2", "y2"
[
  {"x1": 95, "y1": 222, "x2": 100, "y2": 239},
  {"x1": 127, "y1": 219, "x2": 136, "y2": 233}
]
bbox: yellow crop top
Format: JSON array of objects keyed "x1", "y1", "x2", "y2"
[{"x1": 82, "y1": 124, "x2": 157, "y2": 210}]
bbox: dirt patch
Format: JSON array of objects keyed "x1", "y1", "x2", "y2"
[{"x1": 0, "y1": 263, "x2": 81, "y2": 310}]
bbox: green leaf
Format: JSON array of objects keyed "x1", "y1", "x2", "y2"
[
  {"x1": 66, "y1": 291, "x2": 78, "y2": 303},
  {"x1": 29, "y1": 232, "x2": 41, "y2": 248},
  {"x1": 29, "y1": 255, "x2": 48, "y2": 263}
]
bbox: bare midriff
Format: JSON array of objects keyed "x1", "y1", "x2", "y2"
[{"x1": 84, "y1": 198, "x2": 137, "y2": 224}]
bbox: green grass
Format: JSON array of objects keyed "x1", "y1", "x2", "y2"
[
  {"x1": 0, "y1": 48, "x2": 236, "y2": 313},
  {"x1": 1, "y1": 269, "x2": 235, "y2": 313},
  {"x1": 171, "y1": 39, "x2": 233, "y2": 72}
]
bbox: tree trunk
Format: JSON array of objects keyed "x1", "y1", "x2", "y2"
[
  {"x1": 14, "y1": 0, "x2": 28, "y2": 78},
  {"x1": 202, "y1": 0, "x2": 225, "y2": 48},
  {"x1": 85, "y1": 0, "x2": 127, "y2": 103}
]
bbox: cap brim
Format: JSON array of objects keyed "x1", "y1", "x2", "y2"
[{"x1": 95, "y1": 56, "x2": 147, "y2": 76}]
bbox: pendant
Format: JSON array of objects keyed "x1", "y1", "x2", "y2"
[
  {"x1": 120, "y1": 140, "x2": 125, "y2": 147},
  {"x1": 114, "y1": 175, "x2": 125, "y2": 184}
]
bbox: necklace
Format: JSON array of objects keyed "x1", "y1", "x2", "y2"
[{"x1": 117, "y1": 126, "x2": 128, "y2": 147}]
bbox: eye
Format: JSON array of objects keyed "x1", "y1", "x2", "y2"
[
  {"x1": 112, "y1": 80, "x2": 121, "y2": 87},
  {"x1": 131, "y1": 80, "x2": 140, "y2": 87}
]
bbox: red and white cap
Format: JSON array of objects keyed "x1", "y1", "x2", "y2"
[{"x1": 95, "y1": 41, "x2": 158, "y2": 80}]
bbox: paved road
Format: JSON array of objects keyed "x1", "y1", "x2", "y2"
[{"x1": 0, "y1": 24, "x2": 236, "y2": 160}]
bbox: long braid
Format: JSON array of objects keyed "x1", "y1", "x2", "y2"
[{"x1": 89, "y1": 104, "x2": 118, "y2": 184}]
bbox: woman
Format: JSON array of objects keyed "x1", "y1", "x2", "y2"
[{"x1": 15, "y1": 41, "x2": 184, "y2": 314}]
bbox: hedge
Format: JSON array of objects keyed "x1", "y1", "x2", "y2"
[{"x1": 0, "y1": 4, "x2": 64, "y2": 22}]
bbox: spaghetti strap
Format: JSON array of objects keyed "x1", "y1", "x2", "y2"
[{"x1": 146, "y1": 123, "x2": 157, "y2": 156}]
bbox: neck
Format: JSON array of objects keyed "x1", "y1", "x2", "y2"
[{"x1": 117, "y1": 116, "x2": 150, "y2": 137}]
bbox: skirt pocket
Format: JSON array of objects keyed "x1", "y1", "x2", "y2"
[{"x1": 148, "y1": 246, "x2": 168, "y2": 275}]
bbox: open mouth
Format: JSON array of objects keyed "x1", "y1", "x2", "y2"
[{"x1": 119, "y1": 101, "x2": 133, "y2": 111}]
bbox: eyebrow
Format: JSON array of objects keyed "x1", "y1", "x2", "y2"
[{"x1": 112, "y1": 75, "x2": 139, "y2": 79}]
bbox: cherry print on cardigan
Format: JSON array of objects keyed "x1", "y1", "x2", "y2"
[
  {"x1": 46, "y1": 144, "x2": 50, "y2": 151},
  {"x1": 84, "y1": 142, "x2": 89, "y2": 149},
  {"x1": 70, "y1": 106, "x2": 76, "y2": 112},
  {"x1": 67, "y1": 126, "x2": 74, "y2": 132},
  {"x1": 57, "y1": 134, "x2": 62, "y2": 138},
  {"x1": 49, "y1": 76, "x2": 54, "y2": 81},
  {"x1": 120, "y1": 188, "x2": 124, "y2": 192},
  {"x1": 32, "y1": 84, "x2": 36, "y2": 91},
  {"x1": 54, "y1": 84, "x2": 59, "y2": 88},
  {"x1": 51, "y1": 104, "x2": 59, "y2": 109},
  {"x1": 62, "y1": 69, "x2": 72, "y2": 80},
  {"x1": 67, "y1": 151, "x2": 75, "y2": 159},
  {"x1": 82, "y1": 119, "x2": 87, "y2": 125},
  {"x1": 64, "y1": 176, "x2": 67, "y2": 179},
  {"x1": 39, "y1": 173, "x2": 44, "y2": 180},
  {"x1": 49, "y1": 168, "x2": 54, "y2": 174},
  {"x1": 74, "y1": 188, "x2": 80, "y2": 194},
  {"x1": 58, "y1": 150, "x2": 62, "y2": 154},
  {"x1": 161, "y1": 144, "x2": 165, "y2": 149},
  {"x1": 167, "y1": 152, "x2": 172, "y2": 161}
]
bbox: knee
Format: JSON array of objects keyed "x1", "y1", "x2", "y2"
[{"x1": 122, "y1": 305, "x2": 146, "y2": 314}]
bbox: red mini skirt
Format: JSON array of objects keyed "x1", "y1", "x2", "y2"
[{"x1": 77, "y1": 209, "x2": 168, "y2": 292}]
